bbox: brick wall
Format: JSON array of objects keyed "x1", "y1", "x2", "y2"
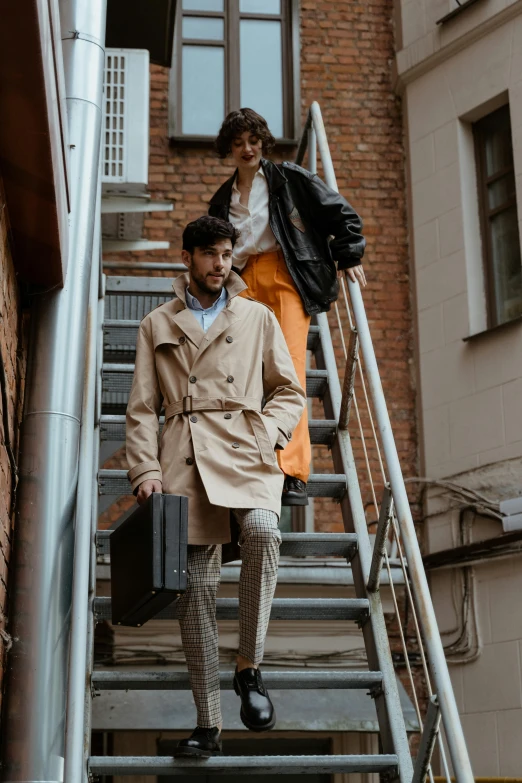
[{"x1": 0, "y1": 177, "x2": 28, "y2": 705}]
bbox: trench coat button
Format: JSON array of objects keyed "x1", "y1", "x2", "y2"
[
  {"x1": 190, "y1": 415, "x2": 198, "y2": 423},
  {"x1": 226, "y1": 336, "x2": 233, "y2": 343},
  {"x1": 232, "y1": 442, "x2": 240, "y2": 448},
  {"x1": 189, "y1": 376, "x2": 197, "y2": 383},
  {"x1": 224, "y1": 413, "x2": 232, "y2": 420},
  {"x1": 227, "y1": 375, "x2": 234, "y2": 383},
  {"x1": 186, "y1": 457, "x2": 194, "y2": 465},
  {"x1": 179, "y1": 336, "x2": 186, "y2": 344}
]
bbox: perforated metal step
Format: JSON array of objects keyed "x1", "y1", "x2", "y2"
[
  {"x1": 91, "y1": 669, "x2": 382, "y2": 691},
  {"x1": 95, "y1": 531, "x2": 357, "y2": 559},
  {"x1": 98, "y1": 470, "x2": 346, "y2": 499},
  {"x1": 94, "y1": 597, "x2": 370, "y2": 622},
  {"x1": 101, "y1": 364, "x2": 328, "y2": 407},
  {"x1": 100, "y1": 414, "x2": 337, "y2": 445},
  {"x1": 89, "y1": 754, "x2": 398, "y2": 776}
]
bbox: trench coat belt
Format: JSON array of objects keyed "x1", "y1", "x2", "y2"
[{"x1": 164, "y1": 396, "x2": 277, "y2": 466}]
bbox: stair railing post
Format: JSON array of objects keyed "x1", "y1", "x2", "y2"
[{"x1": 306, "y1": 100, "x2": 474, "y2": 781}]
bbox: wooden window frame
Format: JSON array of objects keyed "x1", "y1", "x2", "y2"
[
  {"x1": 474, "y1": 104, "x2": 522, "y2": 329},
  {"x1": 168, "y1": 0, "x2": 301, "y2": 144}
]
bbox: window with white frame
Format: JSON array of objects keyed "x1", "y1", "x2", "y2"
[{"x1": 169, "y1": 0, "x2": 299, "y2": 141}]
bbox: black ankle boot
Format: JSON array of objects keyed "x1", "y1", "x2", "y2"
[
  {"x1": 174, "y1": 726, "x2": 223, "y2": 758},
  {"x1": 233, "y1": 667, "x2": 276, "y2": 732},
  {"x1": 282, "y1": 476, "x2": 308, "y2": 506}
]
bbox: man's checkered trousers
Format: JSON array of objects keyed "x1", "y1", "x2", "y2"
[{"x1": 176, "y1": 508, "x2": 281, "y2": 728}]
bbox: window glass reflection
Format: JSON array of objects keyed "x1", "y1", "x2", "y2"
[
  {"x1": 182, "y1": 16, "x2": 224, "y2": 40},
  {"x1": 182, "y1": 46, "x2": 224, "y2": 135},
  {"x1": 484, "y1": 125, "x2": 512, "y2": 177},
  {"x1": 240, "y1": 20, "x2": 283, "y2": 138},
  {"x1": 182, "y1": 0, "x2": 224, "y2": 10},
  {"x1": 490, "y1": 207, "x2": 522, "y2": 324},
  {"x1": 240, "y1": 0, "x2": 281, "y2": 13}
]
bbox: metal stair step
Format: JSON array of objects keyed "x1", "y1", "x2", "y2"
[
  {"x1": 96, "y1": 531, "x2": 357, "y2": 559},
  {"x1": 101, "y1": 363, "x2": 327, "y2": 403},
  {"x1": 103, "y1": 321, "x2": 321, "y2": 355},
  {"x1": 100, "y1": 414, "x2": 337, "y2": 445},
  {"x1": 91, "y1": 669, "x2": 382, "y2": 691},
  {"x1": 94, "y1": 597, "x2": 370, "y2": 622},
  {"x1": 89, "y1": 754, "x2": 398, "y2": 776},
  {"x1": 106, "y1": 276, "x2": 177, "y2": 294},
  {"x1": 98, "y1": 470, "x2": 346, "y2": 498}
]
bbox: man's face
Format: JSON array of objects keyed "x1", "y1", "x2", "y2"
[{"x1": 182, "y1": 239, "x2": 234, "y2": 297}]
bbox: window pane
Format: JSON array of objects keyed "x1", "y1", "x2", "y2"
[
  {"x1": 487, "y1": 172, "x2": 517, "y2": 211},
  {"x1": 182, "y1": 16, "x2": 224, "y2": 39},
  {"x1": 240, "y1": 20, "x2": 283, "y2": 138},
  {"x1": 240, "y1": 0, "x2": 281, "y2": 13},
  {"x1": 182, "y1": 0, "x2": 224, "y2": 10},
  {"x1": 489, "y1": 206, "x2": 522, "y2": 324},
  {"x1": 484, "y1": 119, "x2": 512, "y2": 176},
  {"x1": 182, "y1": 46, "x2": 224, "y2": 135}
]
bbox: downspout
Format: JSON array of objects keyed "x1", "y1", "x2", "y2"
[{"x1": 0, "y1": 1, "x2": 106, "y2": 780}]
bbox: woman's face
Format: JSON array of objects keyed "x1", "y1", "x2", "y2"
[{"x1": 230, "y1": 130, "x2": 263, "y2": 170}]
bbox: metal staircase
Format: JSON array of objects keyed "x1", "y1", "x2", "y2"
[{"x1": 67, "y1": 104, "x2": 475, "y2": 781}]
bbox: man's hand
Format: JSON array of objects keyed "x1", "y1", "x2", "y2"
[{"x1": 136, "y1": 479, "x2": 162, "y2": 505}]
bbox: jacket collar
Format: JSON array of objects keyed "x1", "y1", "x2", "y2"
[
  {"x1": 208, "y1": 158, "x2": 288, "y2": 206},
  {"x1": 170, "y1": 271, "x2": 247, "y2": 357}
]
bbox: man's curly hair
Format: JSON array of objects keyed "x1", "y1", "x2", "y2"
[{"x1": 215, "y1": 108, "x2": 276, "y2": 159}]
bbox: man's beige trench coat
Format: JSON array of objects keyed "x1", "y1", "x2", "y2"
[{"x1": 126, "y1": 271, "x2": 306, "y2": 545}]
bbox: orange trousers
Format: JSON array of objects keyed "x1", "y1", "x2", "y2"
[{"x1": 239, "y1": 250, "x2": 311, "y2": 483}]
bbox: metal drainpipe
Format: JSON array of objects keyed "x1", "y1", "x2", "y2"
[{"x1": 0, "y1": 2, "x2": 106, "y2": 780}]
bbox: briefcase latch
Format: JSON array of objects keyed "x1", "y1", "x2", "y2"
[{"x1": 183, "y1": 395, "x2": 193, "y2": 414}]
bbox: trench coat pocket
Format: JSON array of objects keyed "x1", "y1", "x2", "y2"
[{"x1": 248, "y1": 413, "x2": 287, "y2": 465}]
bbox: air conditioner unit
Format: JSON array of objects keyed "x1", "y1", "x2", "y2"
[{"x1": 102, "y1": 48, "x2": 149, "y2": 195}]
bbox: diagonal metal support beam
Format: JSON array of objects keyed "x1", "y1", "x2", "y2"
[
  {"x1": 367, "y1": 485, "x2": 394, "y2": 592},
  {"x1": 412, "y1": 695, "x2": 441, "y2": 783},
  {"x1": 339, "y1": 327, "x2": 359, "y2": 430}
]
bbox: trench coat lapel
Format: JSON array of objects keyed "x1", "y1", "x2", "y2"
[{"x1": 170, "y1": 276, "x2": 205, "y2": 348}]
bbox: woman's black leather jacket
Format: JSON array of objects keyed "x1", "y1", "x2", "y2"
[{"x1": 208, "y1": 158, "x2": 365, "y2": 314}]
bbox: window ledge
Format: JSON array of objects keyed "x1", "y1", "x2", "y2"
[
  {"x1": 436, "y1": 0, "x2": 483, "y2": 25},
  {"x1": 463, "y1": 313, "x2": 522, "y2": 342},
  {"x1": 169, "y1": 134, "x2": 299, "y2": 148}
]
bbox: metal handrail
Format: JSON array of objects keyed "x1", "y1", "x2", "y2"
[{"x1": 296, "y1": 101, "x2": 474, "y2": 782}]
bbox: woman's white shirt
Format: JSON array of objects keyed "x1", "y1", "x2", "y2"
[{"x1": 228, "y1": 167, "x2": 279, "y2": 269}]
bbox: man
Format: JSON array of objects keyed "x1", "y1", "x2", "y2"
[{"x1": 126, "y1": 216, "x2": 306, "y2": 758}]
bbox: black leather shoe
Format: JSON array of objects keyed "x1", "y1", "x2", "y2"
[
  {"x1": 174, "y1": 726, "x2": 223, "y2": 758},
  {"x1": 282, "y1": 476, "x2": 308, "y2": 506},
  {"x1": 233, "y1": 667, "x2": 276, "y2": 732}
]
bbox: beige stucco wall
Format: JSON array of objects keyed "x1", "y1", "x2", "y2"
[
  {"x1": 396, "y1": 0, "x2": 522, "y2": 776},
  {"x1": 402, "y1": 9, "x2": 522, "y2": 478}
]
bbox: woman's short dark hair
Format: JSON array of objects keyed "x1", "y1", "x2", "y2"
[
  {"x1": 182, "y1": 215, "x2": 240, "y2": 254},
  {"x1": 215, "y1": 108, "x2": 276, "y2": 159}
]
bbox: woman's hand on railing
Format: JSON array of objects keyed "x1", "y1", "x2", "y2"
[{"x1": 338, "y1": 264, "x2": 367, "y2": 287}]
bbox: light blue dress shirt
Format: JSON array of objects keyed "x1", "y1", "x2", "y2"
[{"x1": 185, "y1": 286, "x2": 228, "y2": 333}]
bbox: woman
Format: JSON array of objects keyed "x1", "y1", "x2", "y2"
[{"x1": 209, "y1": 108, "x2": 366, "y2": 506}]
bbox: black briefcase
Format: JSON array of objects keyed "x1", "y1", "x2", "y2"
[{"x1": 110, "y1": 492, "x2": 188, "y2": 627}]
